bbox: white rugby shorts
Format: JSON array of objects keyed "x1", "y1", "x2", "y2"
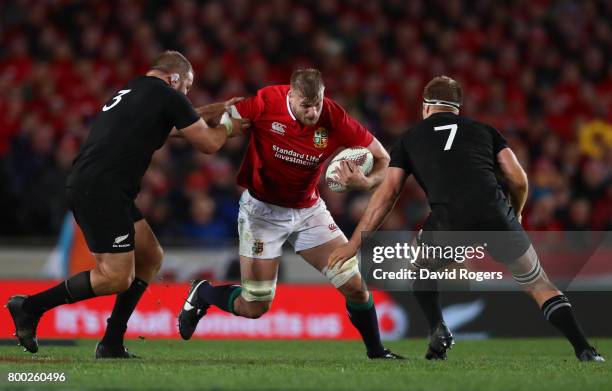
[{"x1": 238, "y1": 190, "x2": 344, "y2": 259}]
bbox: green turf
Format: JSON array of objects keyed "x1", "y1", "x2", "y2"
[{"x1": 0, "y1": 338, "x2": 610, "y2": 391}]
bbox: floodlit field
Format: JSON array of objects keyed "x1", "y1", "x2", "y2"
[{"x1": 0, "y1": 339, "x2": 610, "y2": 391}]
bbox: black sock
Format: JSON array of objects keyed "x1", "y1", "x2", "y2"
[
  {"x1": 413, "y1": 277, "x2": 443, "y2": 334},
  {"x1": 22, "y1": 271, "x2": 96, "y2": 315},
  {"x1": 197, "y1": 283, "x2": 242, "y2": 314},
  {"x1": 541, "y1": 295, "x2": 590, "y2": 354},
  {"x1": 101, "y1": 277, "x2": 148, "y2": 346},
  {"x1": 346, "y1": 291, "x2": 385, "y2": 357}
]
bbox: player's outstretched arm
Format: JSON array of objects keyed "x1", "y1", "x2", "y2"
[
  {"x1": 497, "y1": 147, "x2": 528, "y2": 222},
  {"x1": 194, "y1": 97, "x2": 244, "y2": 126},
  {"x1": 179, "y1": 116, "x2": 247, "y2": 154},
  {"x1": 327, "y1": 167, "x2": 407, "y2": 269}
]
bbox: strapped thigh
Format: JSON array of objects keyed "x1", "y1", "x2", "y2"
[{"x1": 508, "y1": 245, "x2": 543, "y2": 285}]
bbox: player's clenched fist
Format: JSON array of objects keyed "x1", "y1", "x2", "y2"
[{"x1": 333, "y1": 160, "x2": 370, "y2": 192}]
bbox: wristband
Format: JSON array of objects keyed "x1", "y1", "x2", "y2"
[{"x1": 220, "y1": 112, "x2": 233, "y2": 136}]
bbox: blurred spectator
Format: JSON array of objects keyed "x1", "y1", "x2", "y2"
[
  {"x1": 566, "y1": 198, "x2": 592, "y2": 231},
  {"x1": 183, "y1": 193, "x2": 232, "y2": 244},
  {"x1": 0, "y1": 0, "x2": 611, "y2": 241}
]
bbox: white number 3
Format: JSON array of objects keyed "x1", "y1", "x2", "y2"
[
  {"x1": 102, "y1": 89, "x2": 132, "y2": 112},
  {"x1": 434, "y1": 124, "x2": 458, "y2": 151}
]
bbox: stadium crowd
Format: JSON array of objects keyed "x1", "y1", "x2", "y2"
[{"x1": 0, "y1": 0, "x2": 610, "y2": 244}]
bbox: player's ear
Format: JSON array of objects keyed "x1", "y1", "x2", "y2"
[{"x1": 169, "y1": 73, "x2": 180, "y2": 88}]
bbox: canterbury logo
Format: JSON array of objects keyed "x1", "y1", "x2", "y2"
[
  {"x1": 271, "y1": 122, "x2": 286, "y2": 135},
  {"x1": 114, "y1": 234, "x2": 129, "y2": 244}
]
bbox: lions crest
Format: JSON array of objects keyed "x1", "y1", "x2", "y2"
[{"x1": 313, "y1": 128, "x2": 328, "y2": 149}]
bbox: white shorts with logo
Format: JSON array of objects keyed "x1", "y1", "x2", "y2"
[{"x1": 238, "y1": 190, "x2": 344, "y2": 259}]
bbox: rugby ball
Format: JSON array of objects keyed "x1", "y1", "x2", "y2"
[{"x1": 325, "y1": 147, "x2": 374, "y2": 192}]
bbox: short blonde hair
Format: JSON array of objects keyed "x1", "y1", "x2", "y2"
[
  {"x1": 290, "y1": 68, "x2": 325, "y2": 104},
  {"x1": 151, "y1": 50, "x2": 193, "y2": 79}
]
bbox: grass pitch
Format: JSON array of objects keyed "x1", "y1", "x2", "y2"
[{"x1": 0, "y1": 338, "x2": 610, "y2": 391}]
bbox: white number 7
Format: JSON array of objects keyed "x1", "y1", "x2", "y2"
[{"x1": 434, "y1": 124, "x2": 458, "y2": 151}]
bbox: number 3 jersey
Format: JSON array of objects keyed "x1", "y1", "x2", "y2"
[
  {"x1": 67, "y1": 76, "x2": 200, "y2": 198},
  {"x1": 389, "y1": 112, "x2": 509, "y2": 212},
  {"x1": 232, "y1": 85, "x2": 373, "y2": 209}
]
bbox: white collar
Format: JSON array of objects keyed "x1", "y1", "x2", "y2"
[{"x1": 286, "y1": 93, "x2": 297, "y2": 121}]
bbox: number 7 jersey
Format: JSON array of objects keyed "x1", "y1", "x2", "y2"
[{"x1": 389, "y1": 112, "x2": 509, "y2": 210}]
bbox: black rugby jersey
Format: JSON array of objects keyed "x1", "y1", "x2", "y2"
[
  {"x1": 67, "y1": 76, "x2": 199, "y2": 198},
  {"x1": 389, "y1": 112, "x2": 509, "y2": 212}
]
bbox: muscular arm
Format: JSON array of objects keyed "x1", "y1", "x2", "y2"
[
  {"x1": 179, "y1": 117, "x2": 242, "y2": 154},
  {"x1": 171, "y1": 97, "x2": 248, "y2": 139},
  {"x1": 328, "y1": 167, "x2": 408, "y2": 268},
  {"x1": 349, "y1": 167, "x2": 407, "y2": 246},
  {"x1": 195, "y1": 102, "x2": 228, "y2": 126},
  {"x1": 195, "y1": 97, "x2": 245, "y2": 126},
  {"x1": 364, "y1": 137, "x2": 391, "y2": 190},
  {"x1": 497, "y1": 147, "x2": 528, "y2": 218},
  {"x1": 335, "y1": 137, "x2": 390, "y2": 192}
]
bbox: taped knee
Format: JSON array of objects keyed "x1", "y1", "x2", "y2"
[
  {"x1": 323, "y1": 256, "x2": 360, "y2": 288},
  {"x1": 240, "y1": 279, "x2": 277, "y2": 302},
  {"x1": 512, "y1": 247, "x2": 543, "y2": 285}
]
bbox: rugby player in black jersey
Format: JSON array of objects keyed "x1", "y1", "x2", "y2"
[
  {"x1": 329, "y1": 76, "x2": 604, "y2": 362},
  {"x1": 7, "y1": 50, "x2": 247, "y2": 359}
]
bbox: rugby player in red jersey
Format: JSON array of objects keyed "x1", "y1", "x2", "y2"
[{"x1": 179, "y1": 69, "x2": 403, "y2": 359}]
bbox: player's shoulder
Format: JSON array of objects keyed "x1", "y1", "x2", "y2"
[
  {"x1": 456, "y1": 114, "x2": 490, "y2": 129},
  {"x1": 320, "y1": 97, "x2": 350, "y2": 126},
  {"x1": 451, "y1": 113, "x2": 497, "y2": 132},
  {"x1": 248, "y1": 85, "x2": 290, "y2": 118},
  {"x1": 130, "y1": 75, "x2": 168, "y2": 90},
  {"x1": 424, "y1": 112, "x2": 494, "y2": 132},
  {"x1": 257, "y1": 84, "x2": 290, "y2": 103},
  {"x1": 401, "y1": 113, "x2": 459, "y2": 139},
  {"x1": 129, "y1": 76, "x2": 178, "y2": 102},
  {"x1": 322, "y1": 96, "x2": 344, "y2": 112},
  {"x1": 422, "y1": 112, "x2": 460, "y2": 125}
]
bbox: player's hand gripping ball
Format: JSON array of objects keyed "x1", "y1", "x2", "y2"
[{"x1": 325, "y1": 147, "x2": 373, "y2": 192}]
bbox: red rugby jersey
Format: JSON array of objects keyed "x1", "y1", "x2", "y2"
[{"x1": 232, "y1": 85, "x2": 373, "y2": 208}]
